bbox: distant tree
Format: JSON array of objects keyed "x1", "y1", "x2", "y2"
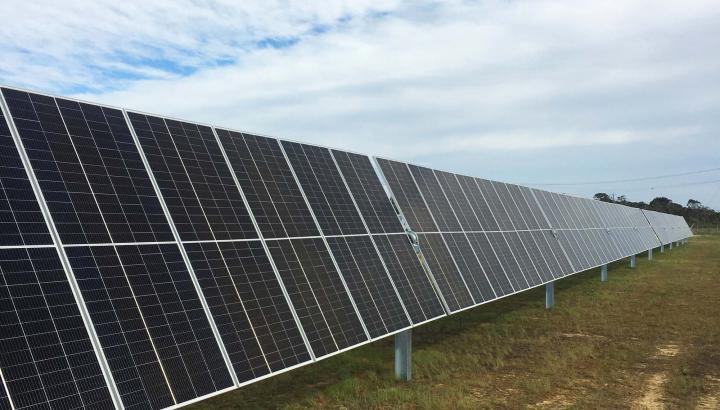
[
  {"x1": 650, "y1": 197, "x2": 672, "y2": 207},
  {"x1": 617, "y1": 195, "x2": 627, "y2": 203},
  {"x1": 593, "y1": 193, "x2": 613, "y2": 202},
  {"x1": 687, "y1": 199, "x2": 706, "y2": 209}
]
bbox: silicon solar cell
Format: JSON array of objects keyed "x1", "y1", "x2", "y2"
[
  {"x1": 215, "y1": 130, "x2": 319, "y2": 239},
  {"x1": 128, "y1": 113, "x2": 257, "y2": 242},
  {"x1": 326, "y1": 236, "x2": 410, "y2": 338},
  {"x1": 331, "y1": 151, "x2": 405, "y2": 235},
  {"x1": 68, "y1": 244, "x2": 235, "y2": 406},
  {"x1": 0, "y1": 247, "x2": 115, "y2": 410},
  {"x1": 416, "y1": 233, "x2": 474, "y2": 311},
  {"x1": 266, "y1": 238, "x2": 368, "y2": 357},
  {"x1": 0, "y1": 104, "x2": 52, "y2": 247},
  {"x1": 371, "y1": 234, "x2": 445, "y2": 323},
  {"x1": 282, "y1": 142, "x2": 366, "y2": 236},
  {"x1": 182, "y1": 240, "x2": 311, "y2": 377}
]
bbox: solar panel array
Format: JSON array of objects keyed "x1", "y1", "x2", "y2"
[
  {"x1": 642, "y1": 209, "x2": 693, "y2": 245},
  {"x1": 0, "y1": 86, "x2": 692, "y2": 410}
]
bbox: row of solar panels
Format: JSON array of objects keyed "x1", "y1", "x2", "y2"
[
  {"x1": 0, "y1": 86, "x2": 691, "y2": 410},
  {"x1": 642, "y1": 210, "x2": 693, "y2": 246}
]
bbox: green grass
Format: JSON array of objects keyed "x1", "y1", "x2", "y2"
[{"x1": 192, "y1": 234, "x2": 720, "y2": 409}]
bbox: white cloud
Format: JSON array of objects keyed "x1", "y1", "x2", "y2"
[{"x1": 2, "y1": 0, "x2": 719, "y2": 207}]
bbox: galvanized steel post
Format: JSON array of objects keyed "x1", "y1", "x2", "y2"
[
  {"x1": 630, "y1": 254, "x2": 636, "y2": 268},
  {"x1": 545, "y1": 281, "x2": 554, "y2": 309},
  {"x1": 648, "y1": 248, "x2": 653, "y2": 260},
  {"x1": 601, "y1": 264, "x2": 608, "y2": 282},
  {"x1": 395, "y1": 329, "x2": 412, "y2": 381}
]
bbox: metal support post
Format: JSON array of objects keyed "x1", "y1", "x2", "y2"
[
  {"x1": 648, "y1": 248, "x2": 653, "y2": 260},
  {"x1": 545, "y1": 281, "x2": 554, "y2": 309},
  {"x1": 601, "y1": 264, "x2": 608, "y2": 282},
  {"x1": 660, "y1": 244, "x2": 665, "y2": 253},
  {"x1": 669, "y1": 242, "x2": 673, "y2": 250},
  {"x1": 630, "y1": 254, "x2": 636, "y2": 268},
  {"x1": 395, "y1": 329, "x2": 412, "y2": 381}
]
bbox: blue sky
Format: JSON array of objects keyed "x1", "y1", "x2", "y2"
[{"x1": 2, "y1": 0, "x2": 719, "y2": 212}]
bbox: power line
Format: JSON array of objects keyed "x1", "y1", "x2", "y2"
[
  {"x1": 650, "y1": 179, "x2": 720, "y2": 190},
  {"x1": 523, "y1": 167, "x2": 720, "y2": 187}
]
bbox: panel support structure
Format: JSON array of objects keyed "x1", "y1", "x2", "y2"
[
  {"x1": 545, "y1": 281, "x2": 554, "y2": 309},
  {"x1": 629, "y1": 254, "x2": 636, "y2": 268},
  {"x1": 394, "y1": 329, "x2": 412, "y2": 381},
  {"x1": 660, "y1": 244, "x2": 665, "y2": 253},
  {"x1": 600, "y1": 264, "x2": 608, "y2": 282},
  {"x1": 648, "y1": 248, "x2": 653, "y2": 260},
  {"x1": 669, "y1": 242, "x2": 673, "y2": 250}
]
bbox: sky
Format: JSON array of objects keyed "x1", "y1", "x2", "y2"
[{"x1": 1, "y1": 0, "x2": 719, "y2": 211}]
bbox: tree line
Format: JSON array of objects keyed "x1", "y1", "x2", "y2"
[{"x1": 592, "y1": 193, "x2": 720, "y2": 228}]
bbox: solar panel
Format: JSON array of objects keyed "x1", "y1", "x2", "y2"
[
  {"x1": 182, "y1": 240, "x2": 311, "y2": 375},
  {"x1": 127, "y1": 112, "x2": 318, "y2": 389},
  {"x1": 67, "y1": 244, "x2": 235, "y2": 407},
  {"x1": 0, "y1": 247, "x2": 115, "y2": 409},
  {"x1": 327, "y1": 236, "x2": 411, "y2": 337},
  {"x1": 266, "y1": 238, "x2": 367, "y2": 356},
  {"x1": 371, "y1": 234, "x2": 446, "y2": 323},
  {"x1": 0, "y1": 104, "x2": 52, "y2": 246},
  {"x1": 376, "y1": 158, "x2": 577, "y2": 312},
  {"x1": 214, "y1": 130, "x2": 370, "y2": 358},
  {"x1": 643, "y1": 209, "x2": 692, "y2": 245},
  {"x1": 280, "y1": 141, "x2": 416, "y2": 336}
]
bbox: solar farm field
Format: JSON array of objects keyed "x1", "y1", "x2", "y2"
[{"x1": 192, "y1": 233, "x2": 720, "y2": 409}]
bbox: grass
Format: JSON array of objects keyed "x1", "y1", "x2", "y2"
[{"x1": 192, "y1": 234, "x2": 720, "y2": 409}]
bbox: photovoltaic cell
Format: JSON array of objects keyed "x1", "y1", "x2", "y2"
[
  {"x1": 476, "y1": 179, "x2": 514, "y2": 231},
  {"x1": 442, "y1": 233, "x2": 495, "y2": 302},
  {"x1": 331, "y1": 151, "x2": 404, "y2": 234},
  {"x1": 504, "y1": 232, "x2": 542, "y2": 286},
  {"x1": 372, "y1": 234, "x2": 445, "y2": 323},
  {"x1": 216, "y1": 130, "x2": 319, "y2": 239},
  {"x1": 486, "y1": 232, "x2": 527, "y2": 290},
  {"x1": 327, "y1": 236, "x2": 410, "y2": 338},
  {"x1": 68, "y1": 244, "x2": 234, "y2": 407},
  {"x1": 67, "y1": 245, "x2": 175, "y2": 410},
  {"x1": 128, "y1": 113, "x2": 257, "y2": 242},
  {"x1": 416, "y1": 233, "x2": 474, "y2": 311},
  {"x1": 465, "y1": 232, "x2": 514, "y2": 296},
  {"x1": 407, "y1": 165, "x2": 461, "y2": 232},
  {"x1": 376, "y1": 159, "x2": 437, "y2": 232},
  {"x1": 282, "y1": 142, "x2": 366, "y2": 236},
  {"x1": 183, "y1": 240, "x2": 311, "y2": 376},
  {"x1": 0, "y1": 247, "x2": 114, "y2": 409},
  {"x1": 0, "y1": 102, "x2": 52, "y2": 246},
  {"x1": 457, "y1": 175, "x2": 498, "y2": 231},
  {"x1": 434, "y1": 171, "x2": 482, "y2": 232},
  {"x1": 2, "y1": 88, "x2": 111, "y2": 244},
  {"x1": 266, "y1": 238, "x2": 367, "y2": 358}
]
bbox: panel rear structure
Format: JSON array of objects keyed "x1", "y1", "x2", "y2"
[
  {"x1": 1, "y1": 87, "x2": 238, "y2": 410},
  {"x1": 376, "y1": 158, "x2": 575, "y2": 313},
  {"x1": 126, "y1": 112, "x2": 314, "y2": 386}
]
